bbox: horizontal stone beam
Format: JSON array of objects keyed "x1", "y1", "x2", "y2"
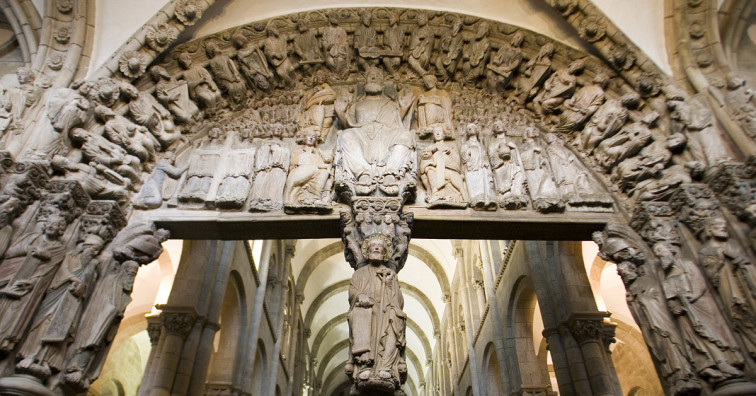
[{"x1": 146, "y1": 207, "x2": 615, "y2": 240}]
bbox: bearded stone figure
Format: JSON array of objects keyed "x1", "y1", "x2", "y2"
[
  {"x1": 335, "y1": 67, "x2": 415, "y2": 198},
  {"x1": 346, "y1": 234, "x2": 407, "y2": 396}
]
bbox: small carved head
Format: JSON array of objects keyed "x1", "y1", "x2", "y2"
[
  {"x1": 466, "y1": 123, "x2": 480, "y2": 138},
  {"x1": 361, "y1": 233, "x2": 394, "y2": 265},
  {"x1": 422, "y1": 74, "x2": 437, "y2": 90},
  {"x1": 417, "y1": 12, "x2": 428, "y2": 26},
  {"x1": 476, "y1": 22, "x2": 489, "y2": 39},
  {"x1": 150, "y1": 65, "x2": 170, "y2": 82},
  {"x1": 389, "y1": 11, "x2": 399, "y2": 26},
  {"x1": 327, "y1": 11, "x2": 339, "y2": 26},
  {"x1": 205, "y1": 41, "x2": 220, "y2": 57},
  {"x1": 451, "y1": 17, "x2": 463, "y2": 35},
  {"x1": 361, "y1": 10, "x2": 372, "y2": 26},
  {"x1": 297, "y1": 17, "x2": 308, "y2": 32},
  {"x1": 43, "y1": 213, "x2": 67, "y2": 239},
  {"x1": 704, "y1": 216, "x2": 729, "y2": 240},
  {"x1": 177, "y1": 52, "x2": 193, "y2": 69},
  {"x1": 511, "y1": 31, "x2": 524, "y2": 47},
  {"x1": 16, "y1": 67, "x2": 34, "y2": 84},
  {"x1": 364, "y1": 66, "x2": 384, "y2": 94},
  {"x1": 120, "y1": 260, "x2": 140, "y2": 292}
]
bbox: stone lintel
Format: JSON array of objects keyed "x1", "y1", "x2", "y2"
[{"x1": 149, "y1": 209, "x2": 616, "y2": 240}]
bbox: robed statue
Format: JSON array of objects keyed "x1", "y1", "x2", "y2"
[{"x1": 346, "y1": 233, "x2": 407, "y2": 395}]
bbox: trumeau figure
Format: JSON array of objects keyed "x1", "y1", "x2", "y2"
[
  {"x1": 335, "y1": 67, "x2": 415, "y2": 198},
  {"x1": 216, "y1": 130, "x2": 257, "y2": 210},
  {"x1": 121, "y1": 83, "x2": 180, "y2": 148},
  {"x1": 408, "y1": 12, "x2": 434, "y2": 77},
  {"x1": 284, "y1": 129, "x2": 334, "y2": 213},
  {"x1": 533, "y1": 59, "x2": 583, "y2": 116},
  {"x1": 293, "y1": 16, "x2": 323, "y2": 69},
  {"x1": 434, "y1": 16, "x2": 464, "y2": 82},
  {"x1": 353, "y1": 10, "x2": 379, "y2": 71},
  {"x1": 489, "y1": 120, "x2": 527, "y2": 209},
  {"x1": 68, "y1": 127, "x2": 142, "y2": 186},
  {"x1": 263, "y1": 24, "x2": 296, "y2": 87},
  {"x1": 415, "y1": 74, "x2": 453, "y2": 139},
  {"x1": 151, "y1": 65, "x2": 199, "y2": 124},
  {"x1": 419, "y1": 126, "x2": 467, "y2": 208},
  {"x1": 177, "y1": 52, "x2": 223, "y2": 113},
  {"x1": 298, "y1": 71, "x2": 336, "y2": 143},
  {"x1": 322, "y1": 12, "x2": 350, "y2": 79},
  {"x1": 519, "y1": 127, "x2": 563, "y2": 212},
  {"x1": 248, "y1": 123, "x2": 290, "y2": 212},
  {"x1": 595, "y1": 232, "x2": 701, "y2": 396},
  {"x1": 698, "y1": 217, "x2": 756, "y2": 358},
  {"x1": 668, "y1": 94, "x2": 732, "y2": 167},
  {"x1": 577, "y1": 92, "x2": 636, "y2": 152},
  {"x1": 345, "y1": 234, "x2": 407, "y2": 394},
  {"x1": 461, "y1": 22, "x2": 491, "y2": 85},
  {"x1": 486, "y1": 32, "x2": 524, "y2": 92},
  {"x1": 205, "y1": 40, "x2": 248, "y2": 108},
  {"x1": 461, "y1": 123, "x2": 496, "y2": 210},
  {"x1": 96, "y1": 105, "x2": 160, "y2": 164},
  {"x1": 178, "y1": 127, "x2": 225, "y2": 204},
  {"x1": 556, "y1": 73, "x2": 608, "y2": 133},
  {"x1": 518, "y1": 42, "x2": 555, "y2": 102},
  {"x1": 380, "y1": 11, "x2": 404, "y2": 77},
  {"x1": 653, "y1": 241, "x2": 747, "y2": 384},
  {"x1": 233, "y1": 33, "x2": 274, "y2": 93},
  {"x1": 0, "y1": 213, "x2": 68, "y2": 356},
  {"x1": 133, "y1": 153, "x2": 187, "y2": 210}
]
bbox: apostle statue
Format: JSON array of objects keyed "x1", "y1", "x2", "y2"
[
  {"x1": 248, "y1": 123, "x2": 290, "y2": 212},
  {"x1": 345, "y1": 233, "x2": 407, "y2": 395},
  {"x1": 335, "y1": 67, "x2": 415, "y2": 198},
  {"x1": 0, "y1": 213, "x2": 68, "y2": 356},
  {"x1": 461, "y1": 123, "x2": 496, "y2": 210}
]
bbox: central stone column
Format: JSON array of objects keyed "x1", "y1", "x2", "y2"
[{"x1": 341, "y1": 197, "x2": 412, "y2": 396}]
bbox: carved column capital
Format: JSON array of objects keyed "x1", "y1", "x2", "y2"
[
  {"x1": 158, "y1": 307, "x2": 197, "y2": 339},
  {"x1": 601, "y1": 322, "x2": 617, "y2": 353},
  {"x1": 146, "y1": 315, "x2": 163, "y2": 346},
  {"x1": 567, "y1": 312, "x2": 611, "y2": 345}
]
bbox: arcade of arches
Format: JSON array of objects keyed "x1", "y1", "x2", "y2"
[{"x1": 0, "y1": 1, "x2": 754, "y2": 396}]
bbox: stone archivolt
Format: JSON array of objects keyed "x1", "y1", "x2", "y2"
[{"x1": 0, "y1": 6, "x2": 755, "y2": 396}]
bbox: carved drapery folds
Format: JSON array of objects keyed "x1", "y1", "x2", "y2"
[
  {"x1": 0, "y1": 176, "x2": 169, "y2": 395},
  {"x1": 341, "y1": 196, "x2": 412, "y2": 395},
  {"x1": 1, "y1": 4, "x2": 756, "y2": 395}
]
